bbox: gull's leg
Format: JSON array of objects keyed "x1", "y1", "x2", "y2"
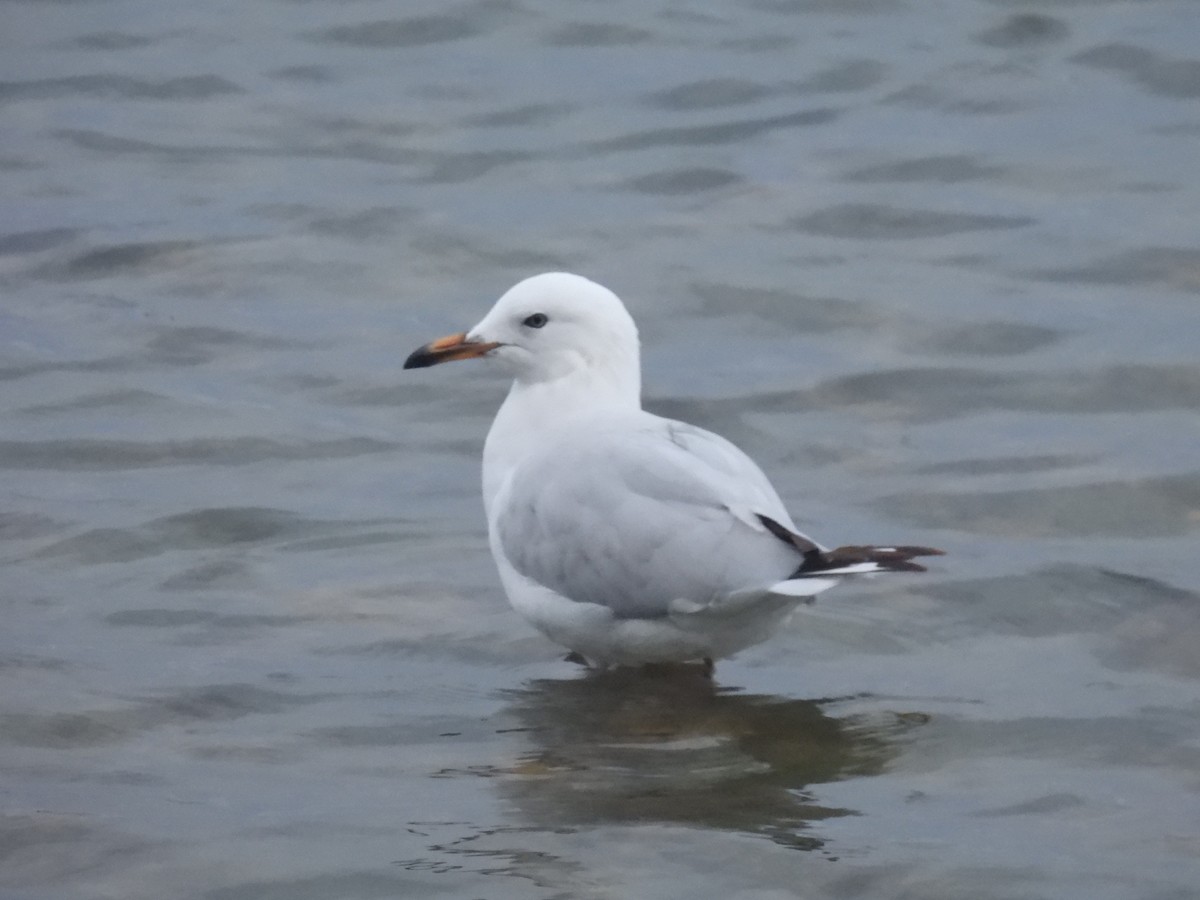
[{"x1": 701, "y1": 657, "x2": 715, "y2": 678}]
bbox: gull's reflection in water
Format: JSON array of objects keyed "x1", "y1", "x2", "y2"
[{"x1": 495, "y1": 666, "x2": 927, "y2": 851}]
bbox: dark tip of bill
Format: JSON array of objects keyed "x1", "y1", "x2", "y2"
[{"x1": 403, "y1": 346, "x2": 435, "y2": 369}]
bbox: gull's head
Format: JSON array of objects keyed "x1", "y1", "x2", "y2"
[{"x1": 404, "y1": 272, "x2": 640, "y2": 388}]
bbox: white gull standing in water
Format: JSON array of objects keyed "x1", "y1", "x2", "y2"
[{"x1": 405, "y1": 272, "x2": 942, "y2": 670}]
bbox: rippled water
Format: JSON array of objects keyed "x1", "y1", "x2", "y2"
[{"x1": 4, "y1": 1, "x2": 1200, "y2": 898}]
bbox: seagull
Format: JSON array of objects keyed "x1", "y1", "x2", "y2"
[{"x1": 405, "y1": 272, "x2": 942, "y2": 670}]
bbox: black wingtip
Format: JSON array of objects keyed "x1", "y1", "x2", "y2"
[{"x1": 803, "y1": 544, "x2": 946, "y2": 575}]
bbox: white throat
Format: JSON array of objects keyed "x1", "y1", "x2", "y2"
[{"x1": 482, "y1": 359, "x2": 640, "y2": 516}]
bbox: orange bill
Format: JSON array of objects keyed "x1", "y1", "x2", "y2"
[{"x1": 403, "y1": 332, "x2": 500, "y2": 369}]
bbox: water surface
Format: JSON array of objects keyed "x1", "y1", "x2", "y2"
[{"x1": 4, "y1": 1, "x2": 1200, "y2": 897}]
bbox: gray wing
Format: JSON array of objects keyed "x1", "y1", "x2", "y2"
[{"x1": 493, "y1": 415, "x2": 809, "y2": 619}]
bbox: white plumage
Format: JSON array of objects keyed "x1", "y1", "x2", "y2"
[{"x1": 405, "y1": 272, "x2": 940, "y2": 668}]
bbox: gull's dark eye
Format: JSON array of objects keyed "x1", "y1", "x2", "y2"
[{"x1": 522, "y1": 313, "x2": 549, "y2": 329}]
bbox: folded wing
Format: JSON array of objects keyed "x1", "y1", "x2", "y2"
[{"x1": 493, "y1": 414, "x2": 806, "y2": 619}]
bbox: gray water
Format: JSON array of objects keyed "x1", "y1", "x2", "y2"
[{"x1": 4, "y1": 1, "x2": 1200, "y2": 898}]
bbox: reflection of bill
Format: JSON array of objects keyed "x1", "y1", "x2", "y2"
[{"x1": 492, "y1": 667, "x2": 929, "y2": 852}]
